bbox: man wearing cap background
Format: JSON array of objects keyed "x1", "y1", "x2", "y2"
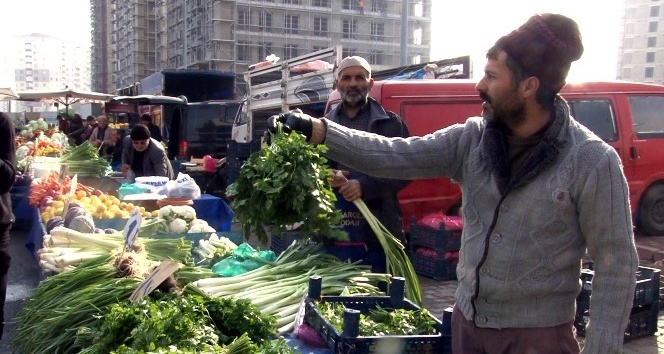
[
  {"x1": 121, "y1": 124, "x2": 174, "y2": 180},
  {"x1": 268, "y1": 14, "x2": 638, "y2": 353},
  {"x1": 324, "y1": 56, "x2": 410, "y2": 273}
]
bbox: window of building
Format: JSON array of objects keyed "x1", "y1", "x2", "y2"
[
  {"x1": 237, "y1": 41, "x2": 250, "y2": 61},
  {"x1": 314, "y1": 18, "x2": 328, "y2": 37},
  {"x1": 371, "y1": 22, "x2": 385, "y2": 41},
  {"x1": 258, "y1": 42, "x2": 273, "y2": 61},
  {"x1": 645, "y1": 66, "x2": 655, "y2": 78},
  {"x1": 283, "y1": 0, "x2": 300, "y2": 4},
  {"x1": 649, "y1": 21, "x2": 658, "y2": 32},
  {"x1": 369, "y1": 50, "x2": 383, "y2": 65},
  {"x1": 413, "y1": 1, "x2": 424, "y2": 16},
  {"x1": 342, "y1": 0, "x2": 358, "y2": 10},
  {"x1": 372, "y1": 0, "x2": 387, "y2": 13},
  {"x1": 238, "y1": 10, "x2": 250, "y2": 29},
  {"x1": 312, "y1": 0, "x2": 330, "y2": 7},
  {"x1": 259, "y1": 12, "x2": 272, "y2": 32},
  {"x1": 648, "y1": 36, "x2": 657, "y2": 47},
  {"x1": 342, "y1": 19, "x2": 357, "y2": 39},
  {"x1": 651, "y1": 5, "x2": 660, "y2": 16},
  {"x1": 312, "y1": 45, "x2": 327, "y2": 52},
  {"x1": 284, "y1": 44, "x2": 298, "y2": 59},
  {"x1": 285, "y1": 14, "x2": 299, "y2": 34},
  {"x1": 342, "y1": 48, "x2": 357, "y2": 58},
  {"x1": 647, "y1": 51, "x2": 656, "y2": 62},
  {"x1": 413, "y1": 27, "x2": 422, "y2": 45}
]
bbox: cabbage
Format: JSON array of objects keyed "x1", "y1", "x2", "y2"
[
  {"x1": 70, "y1": 215, "x2": 96, "y2": 233},
  {"x1": 64, "y1": 207, "x2": 88, "y2": 228},
  {"x1": 45, "y1": 216, "x2": 64, "y2": 233}
]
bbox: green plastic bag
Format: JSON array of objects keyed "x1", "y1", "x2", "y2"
[
  {"x1": 118, "y1": 183, "x2": 151, "y2": 200},
  {"x1": 211, "y1": 243, "x2": 276, "y2": 277}
]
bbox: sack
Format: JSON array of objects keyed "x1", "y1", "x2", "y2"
[
  {"x1": 166, "y1": 172, "x2": 201, "y2": 199},
  {"x1": 211, "y1": 243, "x2": 276, "y2": 277}
]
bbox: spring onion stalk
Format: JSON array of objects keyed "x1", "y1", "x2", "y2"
[
  {"x1": 192, "y1": 243, "x2": 391, "y2": 335},
  {"x1": 353, "y1": 199, "x2": 423, "y2": 305}
]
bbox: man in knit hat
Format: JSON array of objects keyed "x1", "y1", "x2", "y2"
[
  {"x1": 324, "y1": 56, "x2": 410, "y2": 273},
  {"x1": 121, "y1": 124, "x2": 174, "y2": 180},
  {"x1": 268, "y1": 13, "x2": 637, "y2": 353}
]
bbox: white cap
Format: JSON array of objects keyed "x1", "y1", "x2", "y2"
[{"x1": 336, "y1": 56, "x2": 371, "y2": 79}]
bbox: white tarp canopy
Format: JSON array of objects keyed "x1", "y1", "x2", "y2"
[
  {"x1": 0, "y1": 87, "x2": 18, "y2": 100},
  {"x1": 16, "y1": 88, "x2": 114, "y2": 115}
]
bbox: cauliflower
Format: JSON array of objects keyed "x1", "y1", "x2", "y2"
[
  {"x1": 173, "y1": 205, "x2": 196, "y2": 222},
  {"x1": 157, "y1": 205, "x2": 175, "y2": 220},
  {"x1": 168, "y1": 218, "x2": 188, "y2": 234}
]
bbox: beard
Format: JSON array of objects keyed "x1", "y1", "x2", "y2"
[
  {"x1": 340, "y1": 86, "x2": 370, "y2": 107},
  {"x1": 480, "y1": 89, "x2": 526, "y2": 127}
]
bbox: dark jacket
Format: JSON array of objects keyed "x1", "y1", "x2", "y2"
[
  {"x1": 0, "y1": 113, "x2": 16, "y2": 224},
  {"x1": 121, "y1": 136, "x2": 174, "y2": 179},
  {"x1": 146, "y1": 123, "x2": 162, "y2": 142},
  {"x1": 325, "y1": 98, "x2": 410, "y2": 244}
]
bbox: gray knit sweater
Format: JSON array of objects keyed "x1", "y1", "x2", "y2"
[{"x1": 323, "y1": 98, "x2": 638, "y2": 354}]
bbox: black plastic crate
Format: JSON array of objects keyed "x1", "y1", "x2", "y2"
[
  {"x1": 577, "y1": 266, "x2": 660, "y2": 307},
  {"x1": 270, "y1": 231, "x2": 317, "y2": 255},
  {"x1": 409, "y1": 223, "x2": 462, "y2": 254},
  {"x1": 226, "y1": 140, "x2": 262, "y2": 160},
  {"x1": 407, "y1": 250, "x2": 457, "y2": 281},
  {"x1": 304, "y1": 277, "x2": 451, "y2": 354},
  {"x1": 575, "y1": 301, "x2": 659, "y2": 341}
]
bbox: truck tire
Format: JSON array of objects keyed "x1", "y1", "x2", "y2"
[{"x1": 637, "y1": 184, "x2": 664, "y2": 236}]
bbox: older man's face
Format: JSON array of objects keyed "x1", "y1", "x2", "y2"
[{"x1": 132, "y1": 139, "x2": 150, "y2": 152}]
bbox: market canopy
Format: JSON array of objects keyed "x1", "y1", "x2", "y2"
[
  {"x1": 16, "y1": 88, "x2": 115, "y2": 115},
  {"x1": 0, "y1": 87, "x2": 18, "y2": 100}
]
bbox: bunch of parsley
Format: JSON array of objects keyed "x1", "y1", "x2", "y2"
[{"x1": 227, "y1": 131, "x2": 347, "y2": 245}]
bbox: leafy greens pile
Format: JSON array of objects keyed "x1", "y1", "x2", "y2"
[{"x1": 227, "y1": 131, "x2": 346, "y2": 245}]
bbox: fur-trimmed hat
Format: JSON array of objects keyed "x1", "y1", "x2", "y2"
[{"x1": 494, "y1": 13, "x2": 584, "y2": 92}]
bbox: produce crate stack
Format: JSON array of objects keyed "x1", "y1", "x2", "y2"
[
  {"x1": 574, "y1": 265, "x2": 660, "y2": 341},
  {"x1": 303, "y1": 276, "x2": 452, "y2": 354},
  {"x1": 270, "y1": 230, "x2": 317, "y2": 256},
  {"x1": 407, "y1": 218, "x2": 462, "y2": 281},
  {"x1": 225, "y1": 140, "x2": 262, "y2": 185}
]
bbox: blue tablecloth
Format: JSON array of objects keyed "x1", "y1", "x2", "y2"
[{"x1": 193, "y1": 194, "x2": 233, "y2": 232}]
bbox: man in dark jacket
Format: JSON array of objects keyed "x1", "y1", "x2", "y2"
[
  {"x1": 141, "y1": 114, "x2": 162, "y2": 142},
  {"x1": 324, "y1": 56, "x2": 410, "y2": 272},
  {"x1": 0, "y1": 112, "x2": 16, "y2": 339},
  {"x1": 121, "y1": 124, "x2": 174, "y2": 180}
]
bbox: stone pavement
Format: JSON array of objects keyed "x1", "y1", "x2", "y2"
[{"x1": 417, "y1": 234, "x2": 664, "y2": 353}]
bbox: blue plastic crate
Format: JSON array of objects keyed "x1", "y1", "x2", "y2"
[
  {"x1": 577, "y1": 265, "x2": 660, "y2": 307},
  {"x1": 575, "y1": 301, "x2": 659, "y2": 341},
  {"x1": 409, "y1": 223, "x2": 461, "y2": 254},
  {"x1": 407, "y1": 250, "x2": 457, "y2": 281}
]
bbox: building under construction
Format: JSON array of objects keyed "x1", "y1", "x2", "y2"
[{"x1": 90, "y1": 0, "x2": 432, "y2": 95}]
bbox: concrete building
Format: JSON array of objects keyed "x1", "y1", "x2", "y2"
[
  {"x1": 90, "y1": 0, "x2": 114, "y2": 94},
  {"x1": 11, "y1": 34, "x2": 91, "y2": 113},
  {"x1": 91, "y1": 0, "x2": 432, "y2": 95},
  {"x1": 618, "y1": 0, "x2": 664, "y2": 84}
]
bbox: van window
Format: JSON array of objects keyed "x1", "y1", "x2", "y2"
[
  {"x1": 629, "y1": 96, "x2": 664, "y2": 139},
  {"x1": 567, "y1": 99, "x2": 618, "y2": 142},
  {"x1": 187, "y1": 105, "x2": 231, "y2": 141}
]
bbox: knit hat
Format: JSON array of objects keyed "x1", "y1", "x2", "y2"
[
  {"x1": 494, "y1": 13, "x2": 584, "y2": 92},
  {"x1": 336, "y1": 56, "x2": 372, "y2": 79},
  {"x1": 130, "y1": 124, "x2": 151, "y2": 140}
]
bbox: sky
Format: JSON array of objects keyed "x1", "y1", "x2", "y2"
[{"x1": 0, "y1": 0, "x2": 624, "y2": 84}]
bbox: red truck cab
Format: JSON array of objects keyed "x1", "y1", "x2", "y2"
[{"x1": 327, "y1": 80, "x2": 664, "y2": 235}]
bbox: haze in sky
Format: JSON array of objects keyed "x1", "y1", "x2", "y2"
[{"x1": 1, "y1": 0, "x2": 624, "y2": 83}]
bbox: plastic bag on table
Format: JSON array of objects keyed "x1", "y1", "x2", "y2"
[
  {"x1": 166, "y1": 172, "x2": 201, "y2": 199},
  {"x1": 118, "y1": 183, "x2": 152, "y2": 200},
  {"x1": 211, "y1": 243, "x2": 276, "y2": 277}
]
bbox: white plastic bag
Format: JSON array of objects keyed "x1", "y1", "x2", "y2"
[{"x1": 166, "y1": 172, "x2": 201, "y2": 199}]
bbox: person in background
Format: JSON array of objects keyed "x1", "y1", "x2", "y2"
[
  {"x1": 81, "y1": 115, "x2": 96, "y2": 142},
  {"x1": 56, "y1": 115, "x2": 70, "y2": 134},
  {"x1": 324, "y1": 56, "x2": 410, "y2": 273},
  {"x1": 121, "y1": 124, "x2": 173, "y2": 180},
  {"x1": 66, "y1": 114, "x2": 85, "y2": 146},
  {"x1": 102, "y1": 128, "x2": 123, "y2": 171},
  {"x1": 268, "y1": 13, "x2": 638, "y2": 353},
  {"x1": 140, "y1": 114, "x2": 162, "y2": 142},
  {"x1": 0, "y1": 112, "x2": 16, "y2": 339},
  {"x1": 88, "y1": 115, "x2": 111, "y2": 149}
]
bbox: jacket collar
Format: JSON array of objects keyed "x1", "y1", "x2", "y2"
[{"x1": 481, "y1": 96, "x2": 570, "y2": 193}]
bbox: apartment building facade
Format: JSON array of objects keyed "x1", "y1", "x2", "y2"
[
  {"x1": 618, "y1": 0, "x2": 664, "y2": 84},
  {"x1": 91, "y1": 0, "x2": 432, "y2": 95}
]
